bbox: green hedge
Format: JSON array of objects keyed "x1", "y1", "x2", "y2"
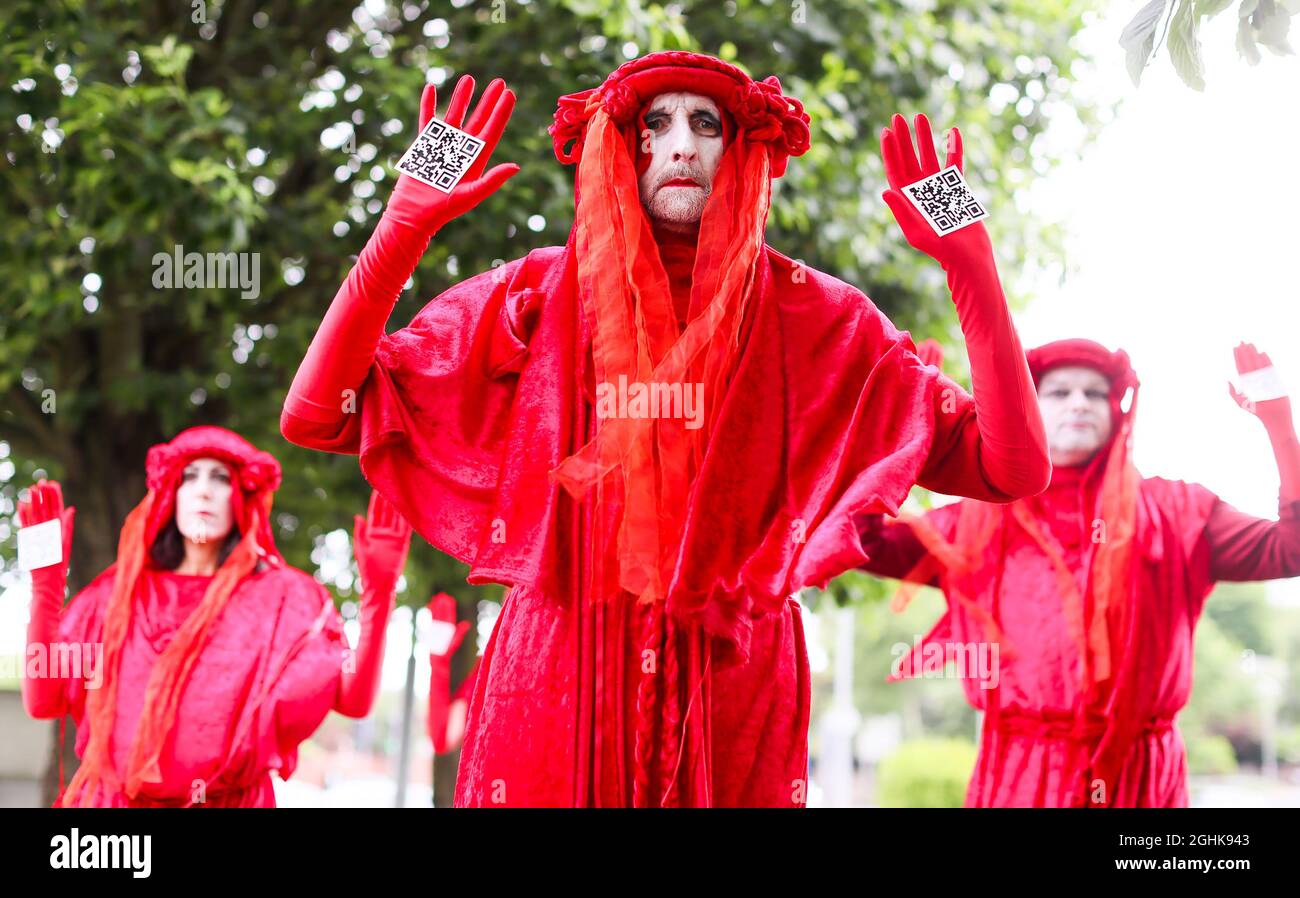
[{"x1": 876, "y1": 738, "x2": 977, "y2": 808}]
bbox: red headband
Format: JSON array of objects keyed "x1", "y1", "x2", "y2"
[
  {"x1": 550, "y1": 50, "x2": 811, "y2": 178},
  {"x1": 143, "y1": 425, "x2": 283, "y2": 562},
  {"x1": 1026, "y1": 338, "x2": 1139, "y2": 398}
]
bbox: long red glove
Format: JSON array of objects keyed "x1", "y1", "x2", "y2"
[
  {"x1": 16, "y1": 479, "x2": 76, "y2": 719},
  {"x1": 881, "y1": 113, "x2": 1051, "y2": 500},
  {"x1": 425, "y1": 593, "x2": 475, "y2": 754},
  {"x1": 334, "y1": 490, "x2": 412, "y2": 717},
  {"x1": 281, "y1": 74, "x2": 518, "y2": 445},
  {"x1": 1228, "y1": 341, "x2": 1300, "y2": 504}
]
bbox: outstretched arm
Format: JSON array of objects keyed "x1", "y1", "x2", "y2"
[
  {"x1": 1209, "y1": 342, "x2": 1300, "y2": 581},
  {"x1": 880, "y1": 114, "x2": 1051, "y2": 502},
  {"x1": 334, "y1": 490, "x2": 412, "y2": 717},
  {"x1": 17, "y1": 480, "x2": 76, "y2": 719},
  {"x1": 281, "y1": 74, "x2": 518, "y2": 452},
  {"x1": 857, "y1": 512, "x2": 936, "y2": 582}
]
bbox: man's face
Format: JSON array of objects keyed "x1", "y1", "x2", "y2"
[
  {"x1": 1037, "y1": 366, "x2": 1115, "y2": 467},
  {"x1": 637, "y1": 92, "x2": 725, "y2": 229}
]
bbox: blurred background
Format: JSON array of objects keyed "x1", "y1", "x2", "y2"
[{"x1": 2, "y1": 0, "x2": 1297, "y2": 806}]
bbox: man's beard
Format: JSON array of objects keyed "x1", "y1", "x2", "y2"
[{"x1": 641, "y1": 167, "x2": 711, "y2": 226}]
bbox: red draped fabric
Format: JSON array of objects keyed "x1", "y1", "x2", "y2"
[{"x1": 54, "y1": 565, "x2": 344, "y2": 807}]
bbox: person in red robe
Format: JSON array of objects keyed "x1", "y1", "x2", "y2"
[
  {"x1": 280, "y1": 51, "x2": 1051, "y2": 806},
  {"x1": 17, "y1": 426, "x2": 410, "y2": 807},
  {"x1": 858, "y1": 338, "x2": 1300, "y2": 807}
]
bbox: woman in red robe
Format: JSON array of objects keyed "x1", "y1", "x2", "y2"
[
  {"x1": 281, "y1": 52, "x2": 1052, "y2": 806},
  {"x1": 17, "y1": 425, "x2": 409, "y2": 807},
  {"x1": 858, "y1": 339, "x2": 1300, "y2": 806}
]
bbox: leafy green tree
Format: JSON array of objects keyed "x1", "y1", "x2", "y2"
[{"x1": 1120, "y1": 0, "x2": 1297, "y2": 90}]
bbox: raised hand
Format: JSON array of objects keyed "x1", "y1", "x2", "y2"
[
  {"x1": 353, "y1": 489, "x2": 412, "y2": 600},
  {"x1": 879, "y1": 112, "x2": 991, "y2": 270},
  {"x1": 427, "y1": 592, "x2": 472, "y2": 659},
  {"x1": 383, "y1": 74, "x2": 519, "y2": 236},
  {"x1": 17, "y1": 479, "x2": 76, "y2": 719},
  {"x1": 335, "y1": 490, "x2": 411, "y2": 717},
  {"x1": 17, "y1": 479, "x2": 75, "y2": 580},
  {"x1": 426, "y1": 592, "x2": 475, "y2": 754},
  {"x1": 1228, "y1": 341, "x2": 1292, "y2": 430}
]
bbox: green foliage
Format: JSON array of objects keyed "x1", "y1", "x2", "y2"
[
  {"x1": 1203, "y1": 579, "x2": 1272, "y2": 654},
  {"x1": 1185, "y1": 732, "x2": 1239, "y2": 774},
  {"x1": 876, "y1": 737, "x2": 976, "y2": 807},
  {"x1": 1121, "y1": 0, "x2": 1297, "y2": 90}
]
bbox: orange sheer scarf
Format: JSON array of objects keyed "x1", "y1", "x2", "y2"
[{"x1": 551, "y1": 106, "x2": 772, "y2": 606}]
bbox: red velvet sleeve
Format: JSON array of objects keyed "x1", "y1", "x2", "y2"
[
  {"x1": 280, "y1": 215, "x2": 433, "y2": 453},
  {"x1": 1207, "y1": 496, "x2": 1300, "y2": 582},
  {"x1": 914, "y1": 350, "x2": 1049, "y2": 503},
  {"x1": 857, "y1": 501, "x2": 961, "y2": 583}
]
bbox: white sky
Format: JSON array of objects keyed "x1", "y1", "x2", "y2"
[{"x1": 1017, "y1": 1, "x2": 1300, "y2": 522}]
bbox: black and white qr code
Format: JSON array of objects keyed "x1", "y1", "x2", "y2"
[
  {"x1": 395, "y1": 118, "x2": 485, "y2": 193},
  {"x1": 903, "y1": 165, "x2": 988, "y2": 235}
]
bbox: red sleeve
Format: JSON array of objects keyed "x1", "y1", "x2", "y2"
[
  {"x1": 916, "y1": 367, "x2": 1047, "y2": 503},
  {"x1": 858, "y1": 502, "x2": 961, "y2": 582},
  {"x1": 50, "y1": 569, "x2": 115, "y2": 724},
  {"x1": 1207, "y1": 496, "x2": 1300, "y2": 582},
  {"x1": 283, "y1": 244, "x2": 545, "y2": 565},
  {"x1": 270, "y1": 579, "x2": 348, "y2": 778},
  {"x1": 280, "y1": 217, "x2": 433, "y2": 452},
  {"x1": 910, "y1": 231, "x2": 1052, "y2": 503}
]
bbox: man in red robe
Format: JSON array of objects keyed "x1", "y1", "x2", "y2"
[
  {"x1": 858, "y1": 338, "x2": 1300, "y2": 806},
  {"x1": 281, "y1": 51, "x2": 1051, "y2": 806}
]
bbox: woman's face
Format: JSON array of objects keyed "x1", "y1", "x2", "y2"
[{"x1": 174, "y1": 457, "x2": 235, "y2": 545}]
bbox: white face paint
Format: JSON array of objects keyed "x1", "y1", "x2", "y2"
[
  {"x1": 637, "y1": 91, "x2": 726, "y2": 230},
  {"x1": 1036, "y1": 366, "x2": 1115, "y2": 467},
  {"x1": 174, "y1": 457, "x2": 235, "y2": 546}
]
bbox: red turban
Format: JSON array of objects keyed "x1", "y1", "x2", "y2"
[{"x1": 63, "y1": 426, "x2": 285, "y2": 806}]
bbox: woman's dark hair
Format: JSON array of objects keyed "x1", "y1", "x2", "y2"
[{"x1": 149, "y1": 519, "x2": 242, "y2": 570}]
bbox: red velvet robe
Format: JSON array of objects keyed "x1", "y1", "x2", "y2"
[
  {"x1": 862, "y1": 463, "x2": 1300, "y2": 806},
  {"x1": 54, "y1": 564, "x2": 345, "y2": 807},
  {"x1": 282, "y1": 227, "x2": 1028, "y2": 806}
]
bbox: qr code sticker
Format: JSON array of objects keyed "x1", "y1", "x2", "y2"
[
  {"x1": 395, "y1": 118, "x2": 485, "y2": 193},
  {"x1": 902, "y1": 165, "x2": 987, "y2": 236}
]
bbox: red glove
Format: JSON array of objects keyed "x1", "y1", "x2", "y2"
[
  {"x1": 334, "y1": 490, "x2": 412, "y2": 717},
  {"x1": 881, "y1": 113, "x2": 1050, "y2": 500},
  {"x1": 426, "y1": 592, "x2": 473, "y2": 754},
  {"x1": 1228, "y1": 341, "x2": 1300, "y2": 504},
  {"x1": 16, "y1": 479, "x2": 76, "y2": 718},
  {"x1": 281, "y1": 74, "x2": 518, "y2": 439}
]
